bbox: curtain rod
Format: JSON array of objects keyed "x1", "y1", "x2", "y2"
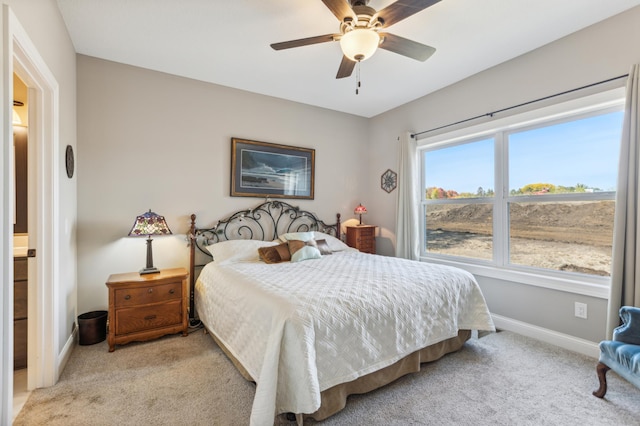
[{"x1": 411, "y1": 73, "x2": 629, "y2": 139}]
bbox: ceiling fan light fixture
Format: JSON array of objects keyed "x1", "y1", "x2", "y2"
[{"x1": 340, "y1": 28, "x2": 380, "y2": 62}]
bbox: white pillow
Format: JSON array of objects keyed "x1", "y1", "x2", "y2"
[
  {"x1": 314, "y1": 231, "x2": 352, "y2": 252},
  {"x1": 290, "y1": 245, "x2": 322, "y2": 263},
  {"x1": 206, "y1": 239, "x2": 279, "y2": 264},
  {"x1": 279, "y1": 231, "x2": 315, "y2": 242}
]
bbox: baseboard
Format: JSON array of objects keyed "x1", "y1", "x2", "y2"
[
  {"x1": 56, "y1": 327, "x2": 78, "y2": 381},
  {"x1": 491, "y1": 314, "x2": 600, "y2": 359}
]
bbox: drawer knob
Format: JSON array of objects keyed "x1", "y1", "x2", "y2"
[
  {"x1": 144, "y1": 315, "x2": 157, "y2": 321},
  {"x1": 169, "y1": 289, "x2": 175, "y2": 294},
  {"x1": 148, "y1": 288, "x2": 153, "y2": 293},
  {"x1": 124, "y1": 295, "x2": 131, "y2": 300}
]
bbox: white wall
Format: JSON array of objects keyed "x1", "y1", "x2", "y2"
[
  {"x1": 76, "y1": 56, "x2": 369, "y2": 314},
  {"x1": 368, "y1": 6, "x2": 640, "y2": 343}
]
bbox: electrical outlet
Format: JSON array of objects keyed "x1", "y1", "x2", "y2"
[{"x1": 575, "y1": 302, "x2": 588, "y2": 319}]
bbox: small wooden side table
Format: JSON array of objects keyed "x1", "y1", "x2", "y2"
[
  {"x1": 346, "y1": 225, "x2": 377, "y2": 254},
  {"x1": 106, "y1": 267, "x2": 188, "y2": 352}
]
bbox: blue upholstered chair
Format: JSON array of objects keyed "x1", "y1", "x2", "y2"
[{"x1": 593, "y1": 306, "x2": 640, "y2": 398}]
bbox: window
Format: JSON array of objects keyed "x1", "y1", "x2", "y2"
[
  {"x1": 420, "y1": 93, "x2": 624, "y2": 283},
  {"x1": 425, "y1": 138, "x2": 494, "y2": 261}
]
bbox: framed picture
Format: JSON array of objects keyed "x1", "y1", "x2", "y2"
[{"x1": 231, "y1": 138, "x2": 315, "y2": 199}]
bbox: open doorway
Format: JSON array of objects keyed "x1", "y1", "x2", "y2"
[
  {"x1": 2, "y1": 7, "x2": 61, "y2": 424},
  {"x1": 12, "y1": 72, "x2": 30, "y2": 419}
]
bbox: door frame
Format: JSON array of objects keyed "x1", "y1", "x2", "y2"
[{"x1": 1, "y1": 6, "x2": 60, "y2": 423}]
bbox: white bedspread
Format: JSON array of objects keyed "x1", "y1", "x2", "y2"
[{"x1": 195, "y1": 250, "x2": 494, "y2": 426}]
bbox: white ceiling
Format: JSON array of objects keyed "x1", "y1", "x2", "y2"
[{"x1": 56, "y1": 0, "x2": 640, "y2": 118}]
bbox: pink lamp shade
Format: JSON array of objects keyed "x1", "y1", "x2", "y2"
[{"x1": 354, "y1": 203, "x2": 367, "y2": 225}]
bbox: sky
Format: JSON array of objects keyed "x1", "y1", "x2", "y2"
[{"x1": 424, "y1": 110, "x2": 624, "y2": 194}]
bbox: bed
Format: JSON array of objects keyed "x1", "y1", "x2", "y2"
[{"x1": 188, "y1": 201, "x2": 495, "y2": 425}]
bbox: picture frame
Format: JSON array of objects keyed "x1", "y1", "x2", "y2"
[{"x1": 231, "y1": 138, "x2": 315, "y2": 199}]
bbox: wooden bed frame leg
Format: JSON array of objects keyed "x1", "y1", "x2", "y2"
[{"x1": 593, "y1": 362, "x2": 610, "y2": 398}]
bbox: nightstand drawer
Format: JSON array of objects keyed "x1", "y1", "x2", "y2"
[
  {"x1": 115, "y1": 282, "x2": 182, "y2": 308},
  {"x1": 357, "y1": 240, "x2": 374, "y2": 251},
  {"x1": 358, "y1": 227, "x2": 374, "y2": 238},
  {"x1": 115, "y1": 300, "x2": 183, "y2": 335}
]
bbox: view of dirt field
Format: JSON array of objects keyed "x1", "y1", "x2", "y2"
[{"x1": 426, "y1": 201, "x2": 614, "y2": 276}]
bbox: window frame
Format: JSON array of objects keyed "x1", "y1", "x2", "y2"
[{"x1": 417, "y1": 88, "x2": 625, "y2": 298}]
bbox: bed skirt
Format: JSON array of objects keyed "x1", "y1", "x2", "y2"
[{"x1": 205, "y1": 327, "x2": 471, "y2": 421}]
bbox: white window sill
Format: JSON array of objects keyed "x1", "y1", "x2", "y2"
[{"x1": 419, "y1": 255, "x2": 610, "y2": 299}]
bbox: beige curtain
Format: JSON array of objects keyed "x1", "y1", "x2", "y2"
[
  {"x1": 607, "y1": 64, "x2": 640, "y2": 339},
  {"x1": 395, "y1": 131, "x2": 419, "y2": 260}
]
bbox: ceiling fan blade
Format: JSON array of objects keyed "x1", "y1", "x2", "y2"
[
  {"x1": 336, "y1": 55, "x2": 356, "y2": 79},
  {"x1": 271, "y1": 34, "x2": 337, "y2": 50},
  {"x1": 321, "y1": 0, "x2": 355, "y2": 22},
  {"x1": 377, "y1": 0, "x2": 441, "y2": 27},
  {"x1": 378, "y1": 32, "x2": 436, "y2": 61}
]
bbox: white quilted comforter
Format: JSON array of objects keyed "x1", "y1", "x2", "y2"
[{"x1": 195, "y1": 250, "x2": 494, "y2": 425}]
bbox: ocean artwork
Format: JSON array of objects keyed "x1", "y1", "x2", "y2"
[{"x1": 231, "y1": 138, "x2": 314, "y2": 199}]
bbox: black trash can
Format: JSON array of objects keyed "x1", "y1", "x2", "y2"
[{"x1": 78, "y1": 310, "x2": 108, "y2": 345}]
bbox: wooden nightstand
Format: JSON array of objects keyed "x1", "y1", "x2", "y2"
[
  {"x1": 106, "y1": 267, "x2": 189, "y2": 352},
  {"x1": 346, "y1": 225, "x2": 376, "y2": 254}
]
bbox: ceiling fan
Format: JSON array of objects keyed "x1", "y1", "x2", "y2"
[{"x1": 270, "y1": 0, "x2": 440, "y2": 79}]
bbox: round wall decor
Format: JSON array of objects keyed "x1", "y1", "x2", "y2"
[
  {"x1": 381, "y1": 169, "x2": 397, "y2": 193},
  {"x1": 65, "y1": 145, "x2": 74, "y2": 178}
]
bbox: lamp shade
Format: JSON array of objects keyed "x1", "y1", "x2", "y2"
[
  {"x1": 354, "y1": 203, "x2": 367, "y2": 225},
  {"x1": 340, "y1": 29, "x2": 380, "y2": 62},
  {"x1": 128, "y1": 210, "x2": 172, "y2": 275},
  {"x1": 354, "y1": 204, "x2": 368, "y2": 215},
  {"x1": 128, "y1": 210, "x2": 172, "y2": 237}
]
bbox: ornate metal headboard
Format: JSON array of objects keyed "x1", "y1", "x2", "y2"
[{"x1": 187, "y1": 200, "x2": 341, "y2": 321}]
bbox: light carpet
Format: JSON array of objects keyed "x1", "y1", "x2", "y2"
[{"x1": 13, "y1": 329, "x2": 640, "y2": 425}]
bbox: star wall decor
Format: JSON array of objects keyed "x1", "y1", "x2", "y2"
[{"x1": 381, "y1": 169, "x2": 397, "y2": 193}]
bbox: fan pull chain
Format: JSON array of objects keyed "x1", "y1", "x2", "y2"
[{"x1": 356, "y1": 61, "x2": 361, "y2": 95}]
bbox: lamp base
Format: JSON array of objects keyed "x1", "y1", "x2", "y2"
[{"x1": 139, "y1": 267, "x2": 160, "y2": 275}]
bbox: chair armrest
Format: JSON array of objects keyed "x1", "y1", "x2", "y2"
[{"x1": 613, "y1": 306, "x2": 640, "y2": 345}]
